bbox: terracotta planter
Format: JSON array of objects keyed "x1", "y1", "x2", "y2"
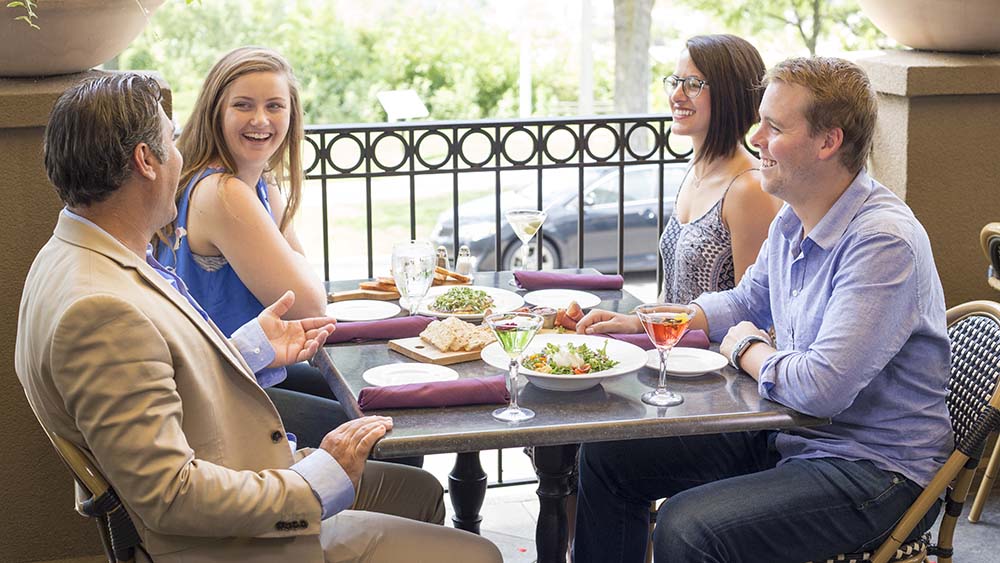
[
  {"x1": 860, "y1": 0, "x2": 1000, "y2": 52},
  {"x1": 1, "y1": 0, "x2": 165, "y2": 77}
]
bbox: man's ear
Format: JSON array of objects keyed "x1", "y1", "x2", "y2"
[
  {"x1": 817, "y1": 127, "x2": 844, "y2": 162},
  {"x1": 132, "y1": 142, "x2": 157, "y2": 181}
]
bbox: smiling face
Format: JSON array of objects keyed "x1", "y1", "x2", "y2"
[
  {"x1": 750, "y1": 81, "x2": 826, "y2": 205},
  {"x1": 220, "y1": 71, "x2": 291, "y2": 174},
  {"x1": 669, "y1": 50, "x2": 711, "y2": 141}
]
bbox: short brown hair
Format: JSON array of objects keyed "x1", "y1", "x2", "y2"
[
  {"x1": 686, "y1": 34, "x2": 766, "y2": 163},
  {"x1": 44, "y1": 74, "x2": 166, "y2": 207},
  {"x1": 764, "y1": 57, "x2": 877, "y2": 173}
]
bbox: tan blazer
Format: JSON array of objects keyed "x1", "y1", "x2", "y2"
[{"x1": 15, "y1": 214, "x2": 325, "y2": 563}]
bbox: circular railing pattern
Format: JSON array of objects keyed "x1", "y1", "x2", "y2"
[{"x1": 303, "y1": 116, "x2": 689, "y2": 178}]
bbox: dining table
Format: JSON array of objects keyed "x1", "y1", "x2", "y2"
[{"x1": 313, "y1": 269, "x2": 829, "y2": 563}]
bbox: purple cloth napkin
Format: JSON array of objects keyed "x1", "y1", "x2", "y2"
[
  {"x1": 599, "y1": 329, "x2": 710, "y2": 351},
  {"x1": 358, "y1": 375, "x2": 510, "y2": 411},
  {"x1": 325, "y1": 315, "x2": 435, "y2": 344},
  {"x1": 514, "y1": 270, "x2": 624, "y2": 290}
]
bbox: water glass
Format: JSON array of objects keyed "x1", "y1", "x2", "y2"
[{"x1": 391, "y1": 240, "x2": 436, "y2": 315}]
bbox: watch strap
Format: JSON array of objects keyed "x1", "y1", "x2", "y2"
[{"x1": 730, "y1": 334, "x2": 771, "y2": 371}]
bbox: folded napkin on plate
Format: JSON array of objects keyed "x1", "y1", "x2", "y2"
[
  {"x1": 358, "y1": 375, "x2": 509, "y2": 411},
  {"x1": 325, "y1": 315, "x2": 435, "y2": 344},
  {"x1": 598, "y1": 329, "x2": 710, "y2": 351},
  {"x1": 514, "y1": 270, "x2": 624, "y2": 290}
]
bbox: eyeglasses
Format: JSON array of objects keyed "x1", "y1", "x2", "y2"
[{"x1": 663, "y1": 75, "x2": 709, "y2": 99}]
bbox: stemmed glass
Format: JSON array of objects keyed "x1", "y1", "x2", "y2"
[
  {"x1": 391, "y1": 240, "x2": 436, "y2": 316},
  {"x1": 635, "y1": 303, "x2": 697, "y2": 407},
  {"x1": 485, "y1": 311, "x2": 544, "y2": 422},
  {"x1": 505, "y1": 208, "x2": 547, "y2": 286}
]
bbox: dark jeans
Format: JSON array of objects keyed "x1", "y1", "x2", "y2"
[
  {"x1": 573, "y1": 431, "x2": 940, "y2": 563},
  {"x1": 270, "y1": 362, "x2": 424, "y2": 467}
]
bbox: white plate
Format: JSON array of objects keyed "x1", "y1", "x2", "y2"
[
  {"x1": 645, "y1": 348, "x2": 728, "y2": 377},
  {"x1": 418, "y1": 285, "x2": 525, "y2": 320},
  {"x1": 326, "y1": 300, "x2": 401, "y2": 322},
  {"x1": 523, "y1": 289, "x2": 601, "y2": 310},
  {"x1": 481, "y1": 333, "x2": 647, "y2": 392},
  {"x1": 362, "y1": 363, "x2": 459, "y2": 387}
]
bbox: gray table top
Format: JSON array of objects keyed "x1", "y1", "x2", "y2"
[{"x1": 316, "y1": 270, "x2": 827, "y2": 458}]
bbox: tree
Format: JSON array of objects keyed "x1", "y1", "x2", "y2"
[
  {"x1": 613, "y1": 0, "x2": 655, "y2": 114},
  {"x1": 678, "y1": 0, "x2": 884, "y2": 56}
]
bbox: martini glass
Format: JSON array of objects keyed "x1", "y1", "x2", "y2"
[
  {"x1": 391, "y1": 240, "x2": 436, "y2": 315},
  {"x1": 505, "y1": 208, "x2": 547, "y2": 287},
  {"x1": 635, "y1": 302, "x2": 697, "y2": 407},
  {"x1": 485, "y1": 311, "x2": 544, "y2": 422}
]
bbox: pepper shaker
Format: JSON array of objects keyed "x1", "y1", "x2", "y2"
[{"x1": 436, "y1": 245, "x2": 450, "y2": 270}]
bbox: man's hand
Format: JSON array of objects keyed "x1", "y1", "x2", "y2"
[
  {"x1": 575, "y1": 309, "x2": 643, "y2": 335},
  {"x1": 719, "y1": 321, "x2": 769, "y2": 360},
  {"x1": 319, "y1": 416, "x2": 393, "y2": 489},
  {"x1": 258, "y1": 291, "x2": 337, "y2": 368}
]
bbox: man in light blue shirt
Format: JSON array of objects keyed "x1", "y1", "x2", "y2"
[{"x1": 573, "y1": 58, "x2": 951, "y2": 563}]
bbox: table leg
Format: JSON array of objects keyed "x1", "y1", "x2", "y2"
[
  {"x1": 448, "y1": 451, "x2": 486, "y2": 534},
  {"x1": 533, "y1": 443, "x2": 579, "y2": 563}
]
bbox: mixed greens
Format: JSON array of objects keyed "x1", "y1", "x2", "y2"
[
  {"x1": 522, "y1": 341, "x2": 619, "y2": 375},
  {"x1": 430, "y1": 287, "x2": 495, "y2": 314}
]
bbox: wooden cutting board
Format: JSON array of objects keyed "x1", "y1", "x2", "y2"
[
  {"x1": 328, "y1": 278, "x2": 473, "y2": 303},
  {"x1": 328, "y1": 288, "x2": 400, "y2": 302},
  {"x1": 388, "y1": 337, "x2": 484, "y2": 365}
]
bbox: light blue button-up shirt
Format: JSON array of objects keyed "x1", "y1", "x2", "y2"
[
  {"x1": 63, "y1": 209, "x2": 354, "y2": 518},
  {"x1": 695, "y1": 170, "x2": 952, "y2": 487}
]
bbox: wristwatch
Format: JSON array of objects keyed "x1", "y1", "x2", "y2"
[{"x1": 730, "y1": 334, "x2": 772, "y2": 371}]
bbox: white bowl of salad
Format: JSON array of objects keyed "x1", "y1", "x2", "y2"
[{"x1": 480, "y1": 334, "x2": 648, "y2": 391}]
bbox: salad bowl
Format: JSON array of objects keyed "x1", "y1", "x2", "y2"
[{"x1": 480, "y1": 334, "x2": 647, "y2": 391}]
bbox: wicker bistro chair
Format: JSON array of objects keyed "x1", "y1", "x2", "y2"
[
  {"x1": 46, "y1": 431, "x2": 144, "y2": 563},
  {"x1": 806, "y1": 300, "x2": 1000, "y2": 563},
  {"x1": 968, "y1": 224, "x2": 1000, "y2": 523}
]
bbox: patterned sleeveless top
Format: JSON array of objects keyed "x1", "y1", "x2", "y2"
[
  {"x1": 156, "y1": 168, "x2": 274, "y2": 338},
  {"x1": 659, "y1": 167, "x2": 754, "y2": 303}
]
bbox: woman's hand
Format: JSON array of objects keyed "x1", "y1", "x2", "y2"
[
  {"x1": 257, "y1": 290, "x2": 337, "y2": 368},
  {"x1": 575, "y1": 309, "x2": 643, "y2": 335}
]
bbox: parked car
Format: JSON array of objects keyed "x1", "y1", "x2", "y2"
[{"x1": 431, "y1": 163, "x2": 687, "y2": 273}]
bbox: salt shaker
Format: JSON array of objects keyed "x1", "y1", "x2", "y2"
[{"x1": 455, "y1": 245, "x2": 475, "y2": 275}]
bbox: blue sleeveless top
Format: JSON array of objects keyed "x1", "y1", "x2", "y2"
[{"x1": 156, "y1": 168, "x2": 272, "y2": 338}]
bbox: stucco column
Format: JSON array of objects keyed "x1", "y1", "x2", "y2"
[
  {"x1": 857, "y1": 51, "x2": 1000, "y2": 307},
  {"x1": 0, "y1": 70, "x2": 170, "y2": 562}
]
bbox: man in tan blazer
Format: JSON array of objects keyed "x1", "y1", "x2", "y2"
[{"x1": 15, "y1": 74, "x2": 501, "y2": 563}]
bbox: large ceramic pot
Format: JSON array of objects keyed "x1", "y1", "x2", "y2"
[
  {"x1": 1, "y1": 0, "x2": 165, "y2": 77},
  {"x1": 860, "y1": 0, "x2": 1000, "y2": 52}
]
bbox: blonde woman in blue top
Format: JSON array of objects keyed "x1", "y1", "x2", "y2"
[{"x1": 156, "y1": 47, "x2": 361, "y2": 454}]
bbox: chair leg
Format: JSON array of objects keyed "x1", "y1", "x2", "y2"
[{"x1": 969, "y1": 432, "x2": 1000, "y2": 522}]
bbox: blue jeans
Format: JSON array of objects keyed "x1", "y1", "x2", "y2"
[{"x1": 573, "y1": 432, "x2": 940, "y2": 563}]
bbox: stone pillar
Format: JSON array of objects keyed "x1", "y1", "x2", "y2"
[
  {"x1": 0, "y1": 71, "x2": 170, "y2": 562},
  {"x1": 857, "y1": 51, "x2": 1000, "y2": 307}
]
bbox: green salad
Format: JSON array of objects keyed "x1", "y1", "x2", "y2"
[
  {"x1": 522, "y1": 341, "x2": 619, "y2": 375},
  {"x1": 430, "y1": 287, "x2": 494, "y2": 314}
]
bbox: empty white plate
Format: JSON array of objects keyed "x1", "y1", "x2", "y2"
[
  {"x1": 326, "y1": 300, "x2": 400, "y2": 322},
  {"x1": 523, "y1": 289, "x2": 601, "y2": 310},
  {"x1": 645, "y1": 347, "x2": 728, "y2": 377},
  {"x1": 362, "y1": 363, "x2": 459, "y2": 387}
]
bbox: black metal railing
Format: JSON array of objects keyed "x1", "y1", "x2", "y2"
[{"x1": 304, "y1": 114, "x2": 692, "y2": 291}]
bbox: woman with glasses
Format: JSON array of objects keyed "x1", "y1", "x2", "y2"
[{"x1": 659, "y1": 34, "x2": 781, "y2": 303}]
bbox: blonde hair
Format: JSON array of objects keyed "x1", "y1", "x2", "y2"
[
  {"x1": 764, "y1": 57, "x2": 877, "y2": 174},
  {"x1": 160, "y1": 46, "x2": 304, "y2": 245}
]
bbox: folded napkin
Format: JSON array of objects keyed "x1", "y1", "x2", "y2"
[
  {"x1": 325, "y1": 315, "x2": 435, "y2": 344},
  {"x1": 358, "y1": 375, "x2": 509, "y2": 411},
  {"x1": 599, "y1": 329, "x2": 710, "y2": 351},
  {"x1": 514, "y1": 270, "x2": 624, "y2": 290}
]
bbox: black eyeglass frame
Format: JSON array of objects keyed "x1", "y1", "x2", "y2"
[{"x1": 662, "y1": 75, "x2": 709, "y2": 99}]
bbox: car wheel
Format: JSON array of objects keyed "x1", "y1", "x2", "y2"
[{"x1": 502, "y1": 238, "x2": 561, "y2": 270}]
